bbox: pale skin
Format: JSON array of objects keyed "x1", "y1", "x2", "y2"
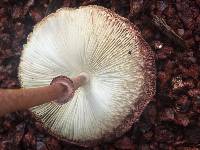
[{"x1": 0, "y1": 74, "x2": 88, "y2": 117}]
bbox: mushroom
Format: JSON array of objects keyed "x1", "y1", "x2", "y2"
[{"x1": 2, "y1": 5, "x2": 155, "y2": 146}]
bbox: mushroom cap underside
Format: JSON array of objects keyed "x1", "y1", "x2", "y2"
[{"x1": 18, "y1": 5, "x2": 156, "y2": 146}]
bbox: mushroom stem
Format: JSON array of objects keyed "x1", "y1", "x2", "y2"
[
  {"x1": 72, "y1": 72, "x2": 89, "y2": 90},
  {"x1": 0, "y1": 74, "x2": 88, "y2": 116}
]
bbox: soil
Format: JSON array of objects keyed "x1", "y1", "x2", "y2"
[{"x1": 0, "y1": 0, "x2": 200, "y2": 149}]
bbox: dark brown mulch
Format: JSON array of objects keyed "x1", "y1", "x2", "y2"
[{"x1": 0, "y1": 0, "x2": 200, "y2": 149}]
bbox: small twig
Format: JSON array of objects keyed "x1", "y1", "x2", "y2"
[{"x1": 152, "y1": 14, "x2": 187, "y2": 50}]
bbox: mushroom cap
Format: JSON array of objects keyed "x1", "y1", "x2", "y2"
[{"x1": 18, "y1": 5, "x2": 156, "y2": 146}]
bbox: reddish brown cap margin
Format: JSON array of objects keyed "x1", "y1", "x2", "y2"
[{"x1": 19, "y1": 5, "x2": 156, "y2": 147}]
